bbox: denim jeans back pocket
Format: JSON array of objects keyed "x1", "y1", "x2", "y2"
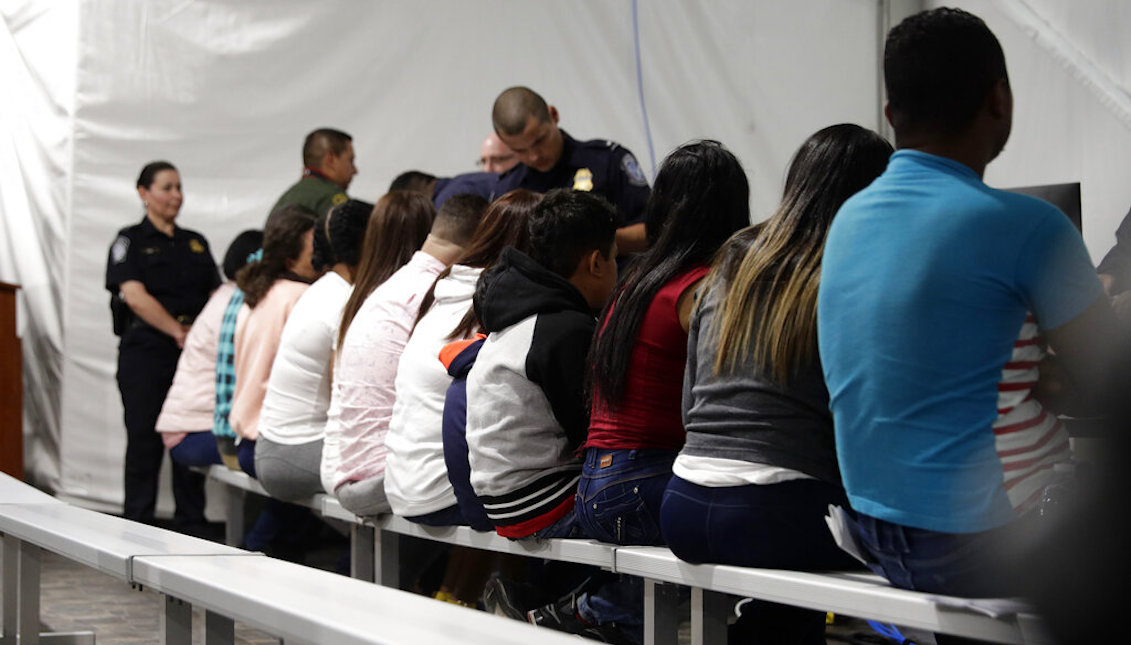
[{"x1": 576, "y1": 448, "x2": 675, "y2": 545}]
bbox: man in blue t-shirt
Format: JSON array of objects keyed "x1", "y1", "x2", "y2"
[{"x1": 817, "y1": 7, "x2": 1117, "y2": 609}]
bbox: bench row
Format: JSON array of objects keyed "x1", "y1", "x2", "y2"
[
  {"x1": 0, "y1": 471, "x2": 582, "y2": 645},
  {"x1": 205, "y1": 465, "x2": 1053, "y2": 645}
]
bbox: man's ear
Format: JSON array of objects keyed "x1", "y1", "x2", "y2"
[
  {"x1": 883, "y1": 101, "x2": 894, "y2": 127},
  {"x1": 988, "y1": 78, "x2": 1012, "y2": 119},
  {"x1": 320, "y1": 149, "x2": 335, "y2": 171},
  {"x1": 548, "y1": 104, "x2": 560, "y2": 125},
  {"x1": 585, "y1": 248, "x2": 603, "y2": 277}
]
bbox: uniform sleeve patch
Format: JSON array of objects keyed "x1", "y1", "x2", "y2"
[
  {"x1": 621, "y1": 154, "x2": 648, "y2": 186},
  {"x1": 110, "y1": 236, "x2": 130, "y2": 264},
  {"x1": 189, "y1": 238, "x2": 205, "y2": 253},
  {"x1": 332, "y1": 193, "x2": 348, "y2": 206}
]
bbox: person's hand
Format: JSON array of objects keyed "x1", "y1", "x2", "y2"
[{"x1": 173, "y1": 324, "x2": 190, "y2": 349}]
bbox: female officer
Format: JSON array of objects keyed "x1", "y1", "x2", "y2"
[{"x1": 105, "y1": 160, "x2": 220, "y2": 530}]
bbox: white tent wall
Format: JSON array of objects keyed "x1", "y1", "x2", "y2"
[
  {"x1": 8, "y1": 0, "x2": 881, "y2": 511},
  {"x1": 1, "y1": 1, "x2": 78, "y2": 496},
  {"x1": 932, "y1": 0, "x2": 1131, "y2": 262}
]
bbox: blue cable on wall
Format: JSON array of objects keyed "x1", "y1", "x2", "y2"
[{"x1": 632, "y1": 0, "x2": 658, "y2": 179}]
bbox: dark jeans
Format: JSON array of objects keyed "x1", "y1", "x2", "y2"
[
  {"x1": 661, "y1": 475, "x2": 858, "y2": 645},
  {"x1": 237, "y1": 438, "x2": 256, "y2": 478},
  {"x1": 847, "y1": 512, "x2": 1032, "y2": 645},
  {"x1": 116, "y1": 330, "x2": 205, "y2": 527},
  {"x1": 169, "y1": 431, "x2": 223, "y2": 467},
  {"x1": 407, "y1": 504, "x2": 468, "y2": 528},
  {"x1": 576, "y1": 448, "x2": 674, "y2": 545}
]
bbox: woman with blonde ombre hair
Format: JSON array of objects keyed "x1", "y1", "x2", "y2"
[{"x1": 660, "y1": 124, "x2": 893, "y2": 644}]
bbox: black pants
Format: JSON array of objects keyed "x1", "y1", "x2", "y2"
[{"x1": 116, "y1": 329, "x2": 205, "y2": 526}]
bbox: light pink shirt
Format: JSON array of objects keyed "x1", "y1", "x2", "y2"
[
  {"x1": 230, "y1": 279, "x2": 310, "y2": 441},
  {"x1": 155, "y1": 282, "x2": 237, "y2": 447},
  {"x1": 333, "y1": 251, "x2": 447, "y2": 489}
]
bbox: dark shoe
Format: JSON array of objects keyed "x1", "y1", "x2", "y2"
[
  {"x1": 527, "y1": 594, "x2": 634, "y2": 645},
  {"x1": 481, "y1": 576, "x2": 529, "y2": 621}
]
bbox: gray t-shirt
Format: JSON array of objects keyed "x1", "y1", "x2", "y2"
[{"x1": 680, "y1": 284, "x2": 842, "y2": 486}]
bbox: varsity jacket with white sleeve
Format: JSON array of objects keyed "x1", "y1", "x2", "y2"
[{"x1": 465, "y1": 247, "x2": 596, "y2": 537}]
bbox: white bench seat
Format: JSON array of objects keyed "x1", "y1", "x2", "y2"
[
  {"x1": 614, "y1": 546, "x2": 1052, "y2": 645},
  {"x1": 131, "y1": 553, "x2": 587, "y2": 645}
]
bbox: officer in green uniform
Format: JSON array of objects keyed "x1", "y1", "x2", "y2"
[
  {"x1": 106, "y1": 161, "x2": 220, "y2": 529},
  {"x1": 270, "y1": 128, "x2": 356, "y2": 223}
]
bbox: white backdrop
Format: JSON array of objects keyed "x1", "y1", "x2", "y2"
[{"x1": 2, "y1": 0, "x2": 1128, "y2": 512}]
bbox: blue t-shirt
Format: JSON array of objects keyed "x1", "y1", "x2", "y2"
[{"x1": 817, "y1": 150, "x2": 1102, "y2": 534}]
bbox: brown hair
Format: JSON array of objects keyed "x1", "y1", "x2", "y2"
[
  {"x1": 337, "y1": 191, "x2": 435, "y2": 348},
  {"x1": 236, "y1": 205, "x2": 316, "y2": 308}
]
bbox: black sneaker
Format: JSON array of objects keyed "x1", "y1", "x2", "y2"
[
  {"x1": 527, "y1": 594, "x2": 635, "y2": 645},
  {"x1": 481, "y1": 576, "x2": 529, "y2": 621}
]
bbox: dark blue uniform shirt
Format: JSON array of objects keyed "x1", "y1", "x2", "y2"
[
  {"x1": 492, "y1": 130, "x2": 651, "y2": 228},
  {"x1": 106, "y1": 216, "x2": 220, "y2": 334}
]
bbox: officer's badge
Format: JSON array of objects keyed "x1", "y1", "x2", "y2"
[
  {"x1": 189, "y1": 239, "x2": 205, "y2": 254},
  {"x1": 110, "y1": 236, "x2": 130, "y2": 264},
  {"x1": 573, "y1": 168, "x2": 594, "y2": 192},
  {"x1": 332, "y1": 193, "x2": 348, "y2": 206},
  {"x1": 622, "y1": 154, "x2": 648, "y2": 187}
]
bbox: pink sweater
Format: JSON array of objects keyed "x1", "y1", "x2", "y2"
[
  {"x1": 333, "y1": 251, "x2": 446, "y2": 488},
  {"x1": 230, "y1": 278, "x2": 309, "y2": 441},
  {"x1": 155, "y1": 282, "x2": 237, "y2": 447}
]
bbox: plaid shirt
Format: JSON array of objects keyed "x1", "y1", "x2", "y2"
[{"x1": 212, "y1": 287, "x2": 244, "y2": 439}]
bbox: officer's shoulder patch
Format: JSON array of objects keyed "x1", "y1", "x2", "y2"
[
  {"x1": 621, "y1": 154, "x2": 648, "y2": 187},
  {"x1": 332, "y1": 193, "x2": 348, "y2": 206},
  {"x1": 189, "y1": 238, "x2": 205, "y2": 254},
  {"x1": 110, "y1": 236, "x2": 130, "y2": 264}
]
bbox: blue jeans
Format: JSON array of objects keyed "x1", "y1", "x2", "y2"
[
  {"x1": 576, "y1": 448, "x2": 674, "y2": 546},
  {"x1": 847, "y1": 511, "x2": 1029, "y2": 597},
  {"x1": 661, "y1": 475, "x2": 858, "y2": 645},
  {"x1": 522, "y1": 506, "x2": 642, "y2": 639},
  {"x1": 169, "y1": 431, "x2": 223, "y2": 467},
  {"x1": 847, "y1": 512, "x2": 1032, "y2": 645}
]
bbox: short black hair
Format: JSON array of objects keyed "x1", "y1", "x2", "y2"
[
  {"x1": 884, "y1": 7, "x2": 1007, "y2": 137},
  {"x1": 137, "y1": 161, "x2": 177, "y2": 189},
  {"x1": 303, "y1": 128, "x2": 352, "y2": 169},
  {"x1": 431, "y1": 193, "x2": 488, "y2": 247},
  {"x1": 528, "y1": 189, "x2": 616, "y2": 279},
  {"x1": 222, "y1": 229, "x2": 264, "y2": 280},
  {"x1": 313, "y1": 199, "x2": 373, "y2": 270},
  {"x1": 389, "y1": 170, "x2": 438, "y2": 194},
  {"x1": 492, "y1": 86, "x2": 552, "y2": 136}
]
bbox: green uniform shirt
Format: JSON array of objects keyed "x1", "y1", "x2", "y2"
[{"x1": 271, "y1": 173, "x2": 348, "y2": 221}]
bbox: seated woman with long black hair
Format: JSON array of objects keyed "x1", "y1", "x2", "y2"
[{"x1": 660, "y1": 124, "x2": 893, "y2": 644}]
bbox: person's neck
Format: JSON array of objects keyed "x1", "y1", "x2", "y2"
[
  {"x1": 332, "y1": 263, "x2": 354, "y2": 284},
  {"x1": 420, "y1": 234, "x2": 464, "y2": 267},
  {"x1": 897, "y1": 128, "x2": 995, "y2": 178},
  {"x1": 146, "y1": 213, "x2": 174, "y2": 237}
]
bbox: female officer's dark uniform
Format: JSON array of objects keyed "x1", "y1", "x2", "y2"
[{"x1": 106, "y1": 216, "x2": 220, "y2": 526}]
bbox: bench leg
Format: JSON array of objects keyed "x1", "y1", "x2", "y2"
[
  {"x1": 204, "y1": 609, "x2": 234, "y2": 645},
  {"x1": 18, "y1": 540, "x2": 40, "y2": 645},
  {"x1": 161, "y1": 596, "x2": 192, "y2": 645},
  {"x1": 643, "y1": 579, "x2": 681, "y2": 645},
  {"x1": 689, "y1": 588, "x2": 729, "y2": 645},
  {"x1": 1, "y1": 534, "x2": 16, "y2": 645},
  {"x1": 224, "y1": 487, "x2": 246, "y2": 547},
  {"x1": 374, "y1": 528, "x2": 400, "y2": 588},
  {"x1": 350, "y1": 524, "x2": 375, "y2": 582}
]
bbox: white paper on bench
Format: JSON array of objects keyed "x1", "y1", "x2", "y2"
[
  {"x1": 131, "y1": 554, "x2": 587, "y2": 645},
  {"x1": 0, "y1": 503, "x2": 245, "y2": 578}
]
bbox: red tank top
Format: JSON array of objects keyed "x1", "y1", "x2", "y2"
[{"x1": 585, "y1": 265, "x2": 709, "y2": 451}]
